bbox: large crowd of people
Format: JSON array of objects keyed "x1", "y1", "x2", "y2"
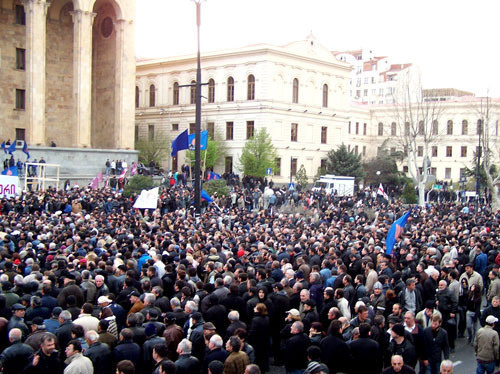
[{"x1": 0, "y1": 181, "x2": 499, "y2": 374}]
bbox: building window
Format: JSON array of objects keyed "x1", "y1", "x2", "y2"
[
  {"x1": 227, "y1": 77, "x2": 234, "y2": 102},
  {"x1": 404, "y1": 122, "x2": 410, "y2": 136},
  {"x1": 432, "y1": 146, "x2": 438, "y2": 157},
  {"x1": 390, "y1": 122, "x2": 396, "y2": 136},
  {"x1": 291, "y1": 123, "x2": 298, "y2": 142},
  {"x1": 432, "y1": 120, "x2": 438, "y2": 135},
  {"x1": 225, "y1": 156, "x2": 233, "y2": 173},
  {"x1": 291, "y1": 158, "x2": 297, "y2": 176},
  {"x1": 403, "y1": 166, "x2": 408, "y2": 173},
  {"x1": 173, "y1": 82, "x2": 179, "y2": 105},
  {"x1": 390, "y1": 147, "x2": 396, "y2": 155},
  {"x1": 418, "y1": 121, "x2": 424, "y2": 135},
  {"x1": 461, "y1": 146, "x2": 467, "y2": 157},
  {"x1": 135, "y1": 86, "x2": 140, "y2": 108},
  {"x1": 15, "y1": 4, "x2": 25, "y2": 25},
  {"x1": 462, "y1": 119, "x2": 468, "y2": 135},
  {"x1": 355, "y1": 122, "x2": 359, "y2": 135},
  {"x1": 460, "y1": 168, "x2": 466, "y2": 179},
  {"x1": 348, "y1": 121, "x2": 351, "y2": 134},
  {"x1": 276, "y1": 158, "x2": 281, "y2": 176},
  {"x1": 321, "y1": 126, "x2": 327, "y2": 144},
  {"x1": 247, "y1": 74, "x2": 255, "y2": 100},
  {"x1": 208, "y1": 79, "x2": 215, "y2": 103},
  {"x1": 430, "y1": 167, "x2": 437, "y2": 176},
  {"x1": 292, "y1": 78, "x2": 299, "y2": 103},
  {"x1": 189, "y1": 123, "x2": 195, "y2": 134},
  {"x1": 347, "y1": 145, "x2": 351, "y2": 152},
  {"x1": 207, "y1": 122, "x2": 214, "y2": 139},
  {"x1": 134, "y1": 126, "x2": 139, "y2": 142},
  {"x1": 322, "y1": 84, "x2": 328, "y2": 107},
  {"x1": 149, "y1": 84, "x2": 155, "y2": 107},
  {"x1": 378, "y1": 122, "x2": 383, "y2": 136},
  {"x1": 446, "y1": 146, "x2": 452, "y2": 157},
  {"x1": 172, "y1": 155, "x2": 178, "y2": 172},
  {"x1": 15, "y1": 89, "x2": 25, "y2": 109},
  {"x1": 246, "y1": 121, "x2": 254, "y2": 139},
  {"x1": 172, "y1": 123, "x2": 179, "y2": 131},
  {"x1": 16, "y1": 48, "x2": 25, "y2": 70},
  {"x1": 226, "y1": 122, "x2": 233, "y2": 140},
  {"x1": 148, "y1": 124, "x2": 154, "y2": 141},
  {"x1": 445, "y1": 168, "x2": 451, "y2": 179},
  {"x1": 363, "y1": 123, "x2": 367, "y2": 135},
  {"x1": 190, "y1": 80, "x2": 196, "y2": 104},
  {"x1": 354, "y1": 145, "x2": 359, "y2": 155},
  {"x1": 417, "y1": 146, "x2": 423, "y2": 157},
  {"x1": 320, "y1": 159, "x2": 326, "y2": 171},
  {"x1": 447, "y1": 120, "x2": 453, "y2": 135},
  {"x1": 362, "y1": 146, "x2": 366, "y2": 156},
  {"x1": 477, "y1": 119, "x2": 483, "y2": 135},
  {"x1": 15, "y1": 128, "x2": 25, "y2": 141}
]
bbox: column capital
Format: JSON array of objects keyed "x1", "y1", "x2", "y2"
[
  {"x1": 21, "y1": 0, "x2": 50, "y2": 14},
  {"x1": 70, "y1": 10, "x2": 97, "y2": 24}
]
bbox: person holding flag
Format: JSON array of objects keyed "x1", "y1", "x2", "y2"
[
  {"x1": 377, "y1": 183, "x2": 389, "y2": 201},
  {"x1": 22, "y1": 141, "x2": 30, "y2": 159},
  {"x1": 386, "y1": 209, "x2": 412, "y2": 255}
]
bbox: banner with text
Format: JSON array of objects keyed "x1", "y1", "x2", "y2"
[{"x1": 0, "y1": 175, "x2": 20, "y2": 198}]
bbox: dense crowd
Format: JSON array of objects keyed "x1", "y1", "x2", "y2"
[{"x1": 0, "y1": 182, "x2": 499, "y2": 374}]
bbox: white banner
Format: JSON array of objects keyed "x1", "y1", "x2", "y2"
[
  {"x1": 133, "y1": 187, "x2": 159, "y2": 209},
  {"x1": 0, "y1": 176, "x2": 19, "y2": 198}
]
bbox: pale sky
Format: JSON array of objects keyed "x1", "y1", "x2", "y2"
[{"x1": 136, "y1": 0, "x2": 499, "y2": 97}]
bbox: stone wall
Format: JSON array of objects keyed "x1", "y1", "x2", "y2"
[
  {"x1": 45, "y1": 8, "x2": 74, "y2": 147},
  {"x1": 0, "y1": 6, "x2": 27, "y2": 141}
]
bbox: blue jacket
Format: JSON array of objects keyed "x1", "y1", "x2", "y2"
[{"x1": 475, "y1": 253, "x2": 488, "y2": 276}]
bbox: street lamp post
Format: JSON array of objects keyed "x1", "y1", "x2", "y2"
[
  {"x1": 476, "y1": 120, "x2": 482, "y2": 210},
  {"x1": 193, "y1": 0, "x2": 203, "y2": 215}
]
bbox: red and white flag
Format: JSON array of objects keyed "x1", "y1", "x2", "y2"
[
  {"x1": 118, "y1": 167, "x2": 128, "y2": 181},
  {"x1": 377, "y1": 183, "x2": 389, "y2": 200},
  {"x1": 130, "y1": 162, "x2": 138, "y2": 176},
  {"x1": 97, "y1": 171, "x2": 103, "y2": 183}
]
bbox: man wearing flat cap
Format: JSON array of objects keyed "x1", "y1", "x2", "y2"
[
  {"x1": 127, "y1": 290, "x2": 144, "y2": 316},
  {"x1": 7, "y1": 303, "x2": 29, "y2": 339}
]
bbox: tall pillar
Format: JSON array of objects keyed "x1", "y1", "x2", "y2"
[
  {"x1": 72, "y1": 10, "x2": 96, "y2": 148},
  {"x1": 114, "y1": 16, "x2": 135, "y2": 150},
  {"x1": 23, "y1": 0, "x2": 49, "y2": 145}
]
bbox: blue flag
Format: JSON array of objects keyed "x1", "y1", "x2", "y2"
[
  {"x1": 1, "y1": 141, "x2": 6, "y2": 154},
  {"x1": 22, "y1": 141, "x2": 30, "y2": 159},
  {"x1": 1, "y1": 166, "x2": 18, "y2": 176},
  {"x1": 188, "y1": 130, "x2": 208, "y2": 151},
  {"x1": 385, "y1": 209, "x2": 412, "y2": 255},
  {"x1": 201, "y1": 189, "x2": 213, "y2": 203},
  {"x1": 171, "y1": 130, "x2": 189, "y2": 157},
  {"x1": 207, "y1": 171, "x2": 221, "y2": 180},
  {"x1": 7, "y1": 141, "x2": 16, "y2": 154}
]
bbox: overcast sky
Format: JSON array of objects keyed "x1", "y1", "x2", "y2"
[{"x1": 136, "y1": 0, "x2": 499, "y2": 97}]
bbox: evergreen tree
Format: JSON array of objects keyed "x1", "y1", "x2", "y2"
[
  {"x1": 295, "y1": 164, "x2": 309, "y2": 190},
  {"x1": 325, "y1": 143, "x2": 364, "y2": 180},
  {"x1": 239, "y1": 128, "x2": 278, "y2": 178}
]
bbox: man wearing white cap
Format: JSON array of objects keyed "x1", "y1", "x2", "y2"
[{"x1": 474, "y1": 315, "x2": 499, "y2": 374}]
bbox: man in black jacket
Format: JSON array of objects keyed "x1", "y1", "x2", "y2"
[
  {"x1": 284, "y1": 321, "x2": 311, "y2": 373},
  {"x1": 423, "y1": 315, "x2": 450, "y2": 374},
  {"x1": 349, "y1": 323, "x2": 382, "y2": 374},
  {"x1": 320, "y1": 319, "x2": 352, "y2": 373},
  {"x1": 436, "y1": 280, "x2": 458, "y2": 351},
  {"x1": 84, "y1": 330, "x2": 112, "y2": 374},
  {"x1": 0, "y1": 328, "x2": 34, "y2": 374},
  {"x1": 175, "y1": 339, "x2": 200, "y2": 374},
  {"x1": 24, "y1": 334, "x2": 62, "y2": 374}
]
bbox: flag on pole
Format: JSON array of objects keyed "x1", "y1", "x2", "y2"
[
  {"x1": 385, "y1": 209, "x2": 412, "y2": 255},
  {"x1": 171, "y1": 130, "x2": 189, "y2": 157},
  {"x1": 1, "y1": 141, "x2": 6, "y2": 154},
  {"x1": 1, "y1": 166, "x2": 18, "y2": 176},
  {"x1": 206, "y1": 171, "x2": 221, "y2": 180},
  {"x1": 188, "y1": 130, "x2": 208, "y2": 151},
  {"x1": 97, "y1": 171, "x2": 103, "y2": 183},
  {"x1": 7, "y1": 141, "x2": 16, "y2": 155},
  {"x1": 22, "y1": 141, "x2": 30, "y2": 159},
  {"x1": 89, "y1": 177, "x2": 99, "y2": 189},
  {"x1": 377, "y1": 183, "x2": 389, "y2": 200},
  {"x1": 104, "y1": 176, "x2": 110, "y2": 188},
  {"x1": 118, "y1": 168, "x2": 128, "y2": 181},
  {"x1": 201, "y1": 189, "x2": 214, "y2": 203},
  {"x1": 133, "y1": 187, "x2": 159, "y2": 209}
]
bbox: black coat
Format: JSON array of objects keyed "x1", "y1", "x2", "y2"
[
  {"x1": 84, "y1": 341, "x2": 112, "y2": 374},
  {"x1": 248, "y1": 315, "x2": 270, "y2": 371},
  {"x1": 54, "y1": 320, "x2": 73, "y2": 353},
  {"x1": 175, "y1": 354, "x2": 200, "y2": 374},
  {"x1": 0, "y1": 341, "x2": 34, "y2": 374},
  {"x1": 349, "y1": 337, "x2": 382, "y2": 374},
  {"x1": 320, "y1": 332, "x2": 352, "y2": 373},
  {"x1": 423, "y1": 327, "x2": 449, "y2": 363},
  {"x1": 202, "y1": 348, "x2": 228, "y2": 374},
  {"x1": 113, "y1": 339, "x2": 141, "y2": 371},
  {"x1": 284, "y1": 333, "x2": 311, "y2": 371},
  {"x1": 24, "y1": 349, "x2": 62, "y2": 374},
  {"x1": 269, "y1": 292, "x2": 290, "y2": 331},
  {"x1": 221, "y1": 293, "x2": 247, "y2": 322},
  {"x1": 204, "y1": 304, "x2": 228, "y2": 335},
  {"x1": 399, "y1": 287, "x2": 423, "y2": 314},
  {"x1": 388, "y1": 337, "x2": 417, "y2": 368}
]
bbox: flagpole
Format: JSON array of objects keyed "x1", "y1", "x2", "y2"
[{"x1": 193, "y1": 0, "x2": 203, "y2": 216}]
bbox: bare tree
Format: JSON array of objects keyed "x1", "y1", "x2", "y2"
[
  {"x1": 475, "y1": 96, "x2": 500, "y2": 211},
  {"x1": 391, "y1": 71, "x2": 444, "y2": 206}
]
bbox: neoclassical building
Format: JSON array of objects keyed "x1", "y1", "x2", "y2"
[
  {"x1": 136, "y1": 35, "x2": 352, "y2": 181},
  {"x1": 0, "y1": 0, "x2": 135, "y2": 149},
  {"x1": 136, "y1": 36, "x2": 500, "y2": 185}
]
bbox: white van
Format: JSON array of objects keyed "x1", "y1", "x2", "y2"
[{"x1": 312, "y1": 175, "x2": 355, "y2": 196}]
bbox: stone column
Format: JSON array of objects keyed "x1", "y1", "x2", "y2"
[
  {"x1": 71, "y1": 10, "x2": 96, "y2": 148},
  {"x1": 23, "y1": 0, "x2": 49, "y2": 145},
  {"x1": 114, "y1": 17, "x2": 135, "y2": 150}
]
